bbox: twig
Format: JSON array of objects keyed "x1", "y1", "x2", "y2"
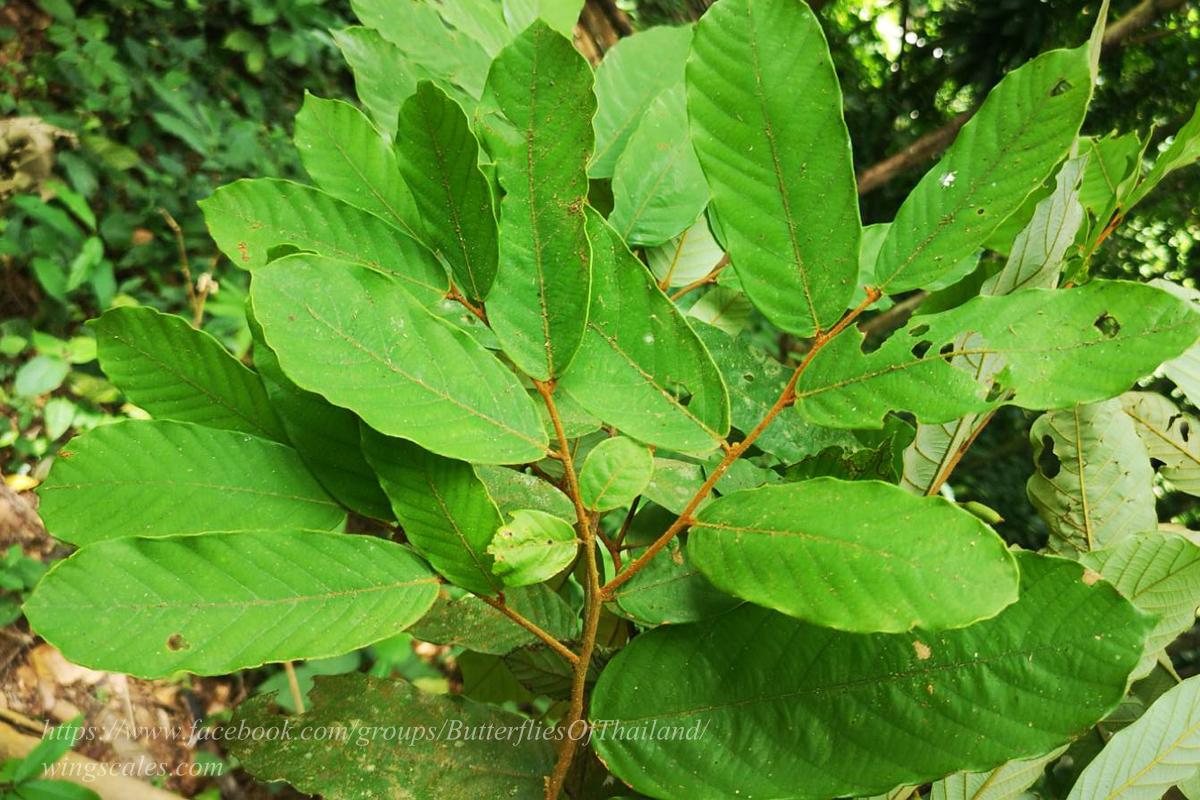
[
  {"x1": 536, "y1": 380, "x2": 602, "y2": 800},
  {"x1": 159, "y1": 208, "x2": 200, "y2": 326},
  {"x1": 926, "y1": 407, "x2": 1000, "y2": 497},
  {"x1": 602, "y1": 287, "x2": 883, "y2": 598},
  {"x1": 446, "y1": 282, "x2": 489, "y2": 325},
  {"x1": 283, "y1": 661, "x2": 305, "y2": 714},
  {"x1": 668, "y1": 254, "x2": 730, "y2": 301},
  {"x1": 479, "y1": 595, "x2": 579, "y2": 665}
]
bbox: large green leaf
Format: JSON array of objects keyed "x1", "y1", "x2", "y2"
[
  {"x1": 232, "y1": 673, "x2": 556, "y2": 799},
  {"x1": 872, "y1": 44, "x2": 1092, "y2": 293},
  {"x1": 394, "y1": 82, "x2": 498, "y2": 300},
  {"x1": 409, "y1": 584, "x2": 579, "y2": 653},
  {"x1": 579, "y1": 436, "x2": 654, "y2": 512},
  {"x1": 901, "y1": 157, "x2": 1088, "y2": 494},
  {"x1": 37, "y1": 420, "x2": 344, "y2": 545},
  {"x1": 688, "y1": 478, "x2": 1018, "y2": 632},
  {"x1": 24, "y1": 532, "x2": 438, "y2": 677},
  {"x1": 199, "y1": 178, "x2": 447, "y2": 306},
  {"x1": 797, "y1": 281, "x2": 1200, "y2": 429},
  {"x1": 686, "y1": 0, "x2": 860, "y2": 336},
  {"x1": 331, "y1": 27, "x2": 434, "y2": 139},
  {"x1": 591, "y1": 551, "x2": 1150, "y2": 800},
  {"x1": 609, "y1": 84, "x2": 707, "y2": 247},
  {"x1": 1082, "y1": 532, "x2": 1200, "y2": 678},
  {"x1": 478, "y1": 21, "x2": 594, "y2": 380},
  {"x1": 559, "y1": 213, "x2": 729, "y2": 453},
  {"x1": 250, "y1": 254, "x2": 547, "y2": 464},
  {"x1": 430, "y1": 0, "x2": 512, "y2": 56},
  {"x1": 249, "y1": 312, "x2": 393, "y2": 521},
  {"x1": 361, "y1": 428, "x2": 502, "y2": 595},
  {"x1": 1028, "y1": 400, "x2": 1155, "y2": 556},
  {"x1": 590, "y1": 24, "x2": 692, "y2": 178},
  {"x1": 93, "y1": 306, "x2": 285, "y2": 441},
  {"x1": 1067, "y1": 673, "x2": 1200, "y2": 800},
  {"x1": 292, "y1": 94, "x2": 422, "y2": 240},
  {"x1": 1121, "y1": 392, "x2": 1200, "y2": 496}
]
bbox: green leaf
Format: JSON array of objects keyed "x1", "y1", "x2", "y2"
[
  {"x1": 642, "y1": 457, "x2": 707, "y2": 515},
  {"x1": 92, "y1": 306, "x2": 285, "y2": 441},
  {"x1": 475, "y1": 464, "x2": 575, "y2": 522},
  {"x1": 591, "y1": 551, "x2": 1150, "y2": 800},
  {"x1": 611, "y1": 533, "x2": 739, "y2": 627},
  {"x1": 1121, "y1": 392, "x2": 1200, "y2": 496},
  {"x1": 232, "y1": 673, "x2": 556, "y2": 799},
  {"x1": 685, "y1": 286, "x2": 754, "y2": 336},
  {"x1": 1126, "y1": 98, "x2": 1200, "y2": 209},
  {"x1": 394, "y1": 82, "x2": 498, "y2": 300},
  {"x1": 24, "y1": 531, "x2": 438, "y2": 677},
  {"x1": 688, "y1": 478, "x2": 1018, "y2": 632},
  {"x1": 292, "y1": 94, "x2": 422, "y2": 241},
  {"x1": 559, "y1": 213, "x2": 730, "y2": 453},
  {"x1": 250, "y1": 254, "x2": 548, "y2": 464},
  {"x1": 361, "y1": 428, "x2": 503, "y2": 595},
  {"x1": 646, "y1": 217, "x2": 724, "y2": 288},
  {"x1": 1082, "y1": 532, "x2": 1200, "y2": 678},
  {"x1": 1067, "y1": 673, "x2": 1200, "y2": 800},
  {"x1": 928, "y1": 748, "x2": 1066, "y2": 800},
  {"x1": 687, "y1": 0, "x2": 860, "y2": 336},
  {"x1": 1152, "y1": 280, "x2": 1200, "y2": 408},
  {"x1": 14, "y1": 355, "x2": 69, "y2": 397},
  {"x1": 1028, "y1": 400, "x2": 1155, "y2": 556},
  {"x1": 579, "y1": 436, "x2": 654, "y2": 512},
  {"x1": 872, "y1": 44, "x2": 1092, "y2": 293},
  {"x1": 249, "y1": 313, "x2": 393, "y2": 521},
  {"x1": 502, "y1": 0, "x2": 584, "y2": 38},
  {"x1": 12, "y1": 717, "x2": 85, "y2": 784},
  {"x1": 199, "y1": 178, "x2": 448, "y2": 306},
  {"x1": 797, "y1": 281, "x2": 1200, "y2": 429},
  {"x1": 409, "y1": 584, "x2": 579, "y2": 653},
  {"x1": 37, "y1": 420, "x2": 344, "y2": 545},
  {"x1": 609, "y1": 84, "x2": 707, "y2": 247},
  {"x1": 590, "y1": 24, "x2": 692, "y2": 178},
  {"x1": 487, "y1": 509, "x2": 578, "y2": 587},
  {"x1": 478, "y1": 21, "x2": 593, "y2": 380},
  {"x1": 331, "y1": 27, "x2": 429, "y2": 139},
  {"x1": 431, "y1": 0, "x2": 512, "y2": 56}
]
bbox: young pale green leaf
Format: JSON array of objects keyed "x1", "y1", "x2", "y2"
[
  {"x1": 1122, "y1": 392, "x2": 1200, "y2": 496},
  {"x1": 232, "y1": 673, "x2": 556, "y2": 799},
  {"x1": 609, "y1": 85, "x2": 708, "y2": 247},
  {"x1": 1082, "y1": 532, "x2": 1200, "y2": 678},
  {"x1": 92, "y1": 306, "x2": 285, "y2": 441},
  {"x1": 250, "y1": 254, "x2": 548, "y2": 464},
  {"x1": 394, "y1": 82, "x2": 497, "y2": 300},
  {"x1": 1067, "y1": 673, "x2": 1200, "y2": 800},
  {"x1": 487, "y1": 509, "x2": 578, "y2": 587},
  {"x1": 409, "y1": 585, "x2": 579, "y2": 654},
  {"x1": 249, "y1": 313, "x2": 393, "y2": 521},
  {"x1": 478, "y1": 21, "x2": 593, "y2": 380},
  {"x1": 1126, "y1": 98, "x2": 1200, "y2": 209},
  {"x1": 24, "y1": 532, "x2": 438, "y2": 677},
  {"x1": 1152, "y1": 280, "x2": 1200, "y2": 408},
  {"x1": 612, "y1": 534, "x2": 740, "y2": 627},
  {"x1": 1028, "y1": 400, "x2": 1155, "y2": 556},
  {"x1": 475, "y1": 464, "x2": 575, "y2": 522},
  {"x1": 331, "y1": 27, "x2": 435, "y2": 139},
  {"x1": 646, "y1": 217, "x2": 724, "y2": 288},
  {"x1": 797, "y1": 281, "x2": 1200, "y2": 429},
  {"x1": 688, "y1": 478, "x2": 1018, "y2": 632},
  {"x1": 501, "y1": 0, "x2": 584, "y2": 37},
  {"x1": 350, "y1": 0, "x2": 491, "y2": 100},
  {"x1": 199, "y1": 178, "x2": 448, "y2": 306},
  {"x1": 37, "y1": 420, "x2": 344, "y2": 544},
  {"x1": 292, "y1": 94, "x2": 422, "y2": 241},
  {"x1": 361, "y1": 428, "x2": 503, "y2": 595},
  {"x1": 928, "y1": 748, "x2": 1066, "y2": 800},
  {"x1": 872, "y1": 44, "x2": 1092, "y2": 293},
  {"x1": 642, "y1": 457, "x2": 707, "y2": 515},
  {"x1": 695, "y1": 324, "x2": 861, "y2": 464},
  {"x1": 685, "y1": 286, "x2": 754, "y2": 336},
  {"x1": 687, "y1": 0, "x2": 860, "y2": 336},
  {"x1": 590, "y1": 24, "x2": 692, "y2": 178},
  {"x1": 559, "y1": 213, "x2": 730, "y2": 453},
  {"x1": 591, "y1": 551, "x2": 1150, "y2": 800},
  {"x1": 431, "y1": 0, "x2": 512, "y2": 56},
  {"x1": 579, "y1": 436, "x2": 654, "y2": 512}
]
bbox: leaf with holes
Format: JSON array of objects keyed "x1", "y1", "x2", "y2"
[
  {"x1": 1121, "y1": 392, "x2": 1200, "y2": 496},
  {"x1": 24, "y1": 531, "x2": 438, "y2": 677}
]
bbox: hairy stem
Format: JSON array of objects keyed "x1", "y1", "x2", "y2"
[
  {"x1": 601, "y1": 287, "x2": 882, "y2": 598},
  {"x1": 536, "y1": 380, "x2": 602, "y2": 800},
  {"x1": 478, "y1": 594, "x2": 579, "y2": 665}
]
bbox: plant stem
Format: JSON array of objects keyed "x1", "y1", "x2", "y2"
[
  {"x1": 283, "y1": 660, "x2": 305, "y2": 714},
  {"x1": 668, "y1": 254, "x2": 730, "y2": 301},
  {"x1": 446, "y1": 282, "x2": 489, "y2": 325},
  {"x1": 479, "y1": 594, "x2": 579, "y2": 665},
  {"x1": 535, "y1": 380, "x2": 602, "y2": 800},
  {"x1": 601, "y1": 287, "x2": 882, "y2": 598}
]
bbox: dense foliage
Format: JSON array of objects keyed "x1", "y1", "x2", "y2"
[{"x1": 9, "y1": 0, "x2": 1200, "y2": 798}]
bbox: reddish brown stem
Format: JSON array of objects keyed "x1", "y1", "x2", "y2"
[{"x1": 479, "y1": 595, "x2": 579, "y2": 665}]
